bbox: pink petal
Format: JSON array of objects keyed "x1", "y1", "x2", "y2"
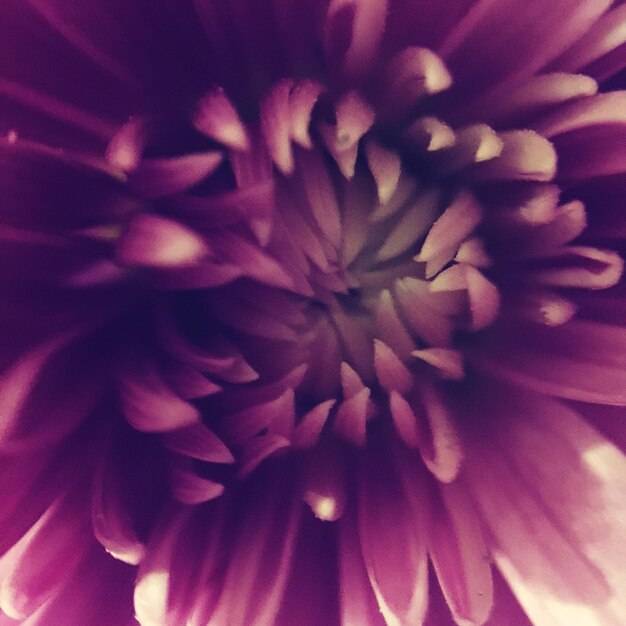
[
  {"x1": 208, "y1": 479, "x2": 301, "y2": 626},
  {"x1": 419, "y1": 192, "x2": 482, "y2": 262},
  {"x1": 208, "y1": 230, "x2": 295, "y2": 290},
  {"x1": 0, "y1": 492, "x2": 92, "y2": 619},
  {"x1": 373, "y1": 339, "x2": 413, "y2": 394},
  {"x1": 430, "y1": 482, "x2": 493, "y2": 626},
  {"x1": 194, "y1": 88, "x2": 249, "y2": 151},
  {"x1": 223, "y1": 389, "x2": 296, "y2": 444},
  {"x1": 92, "y1": 461, "x2": 145, "y2": 566},
  {"x1": 118, "y1": 361, "x2": 199, "y2": 433},
  {"x1": 117, "y1": 214, "x2": 209, "y2": 268},
  {"x1": 376, "y1": 188, "x2": 440, "y2": 263},
  {"x1": 373, "y1": 289, "x2": 417, "y2": 360},
  {"x1": 550, "y1": 4, "x2": 626, "y2": 75},
  {"x1": 302, "y1": 443, "x2": 348, "y2": 522},
  {"x1": 338, "y1": 513, "x2": 387, "y2": 626},
  {"x1": 293, "y1": 399, "x2": 337, "y2": 449},
  {"x1": 395, "y1": 277, "x2": 454, "y2": 346},
  {"x1": 533, "y1": 91, "x2": 626, "y2": 137},
  {"x1": 440, "y1": 0, "x2": 612, "y2": 94},
  {"x1": 357, "y1": 446, "x2": 429, "y2": 626},
  {"x1": 388, "y1": 391, "x2": 421, "y2": 449},
  {"x1": 469, "y1": 322, "x2": 626, "y2": 405},
  {"x1": 365, "y1": 140, "x2": 401, "y2": 204},
  {"x1": 522, "y1": 246, "x2": 623, "y2": 290},
  {"x1": 414, "y1": 381, "x2": 464, "y2": 483},
  {"x1": 105, "y1": 117, "x2": 150, "y2": 171},
  {"x1": 170, "y1": 464, "x2": 224, "y2": 505},
  {"x1": 463, "y1": 73, "x2": 598, "y2": 127},
  {"x1": 382, "y1": 47, "x2": 452, "y2": 120},
  {"x1": 464, "y1": 387, "x2": 626, "y2": 625},
  {"x1": 455, "y1": 237, "x2": 492, "y2": 268},
  {"x1": 128, "y1": 152, "x2": 223, "y2": 198},
  {"x1": 412, "y1": 348, "x2": 465, "y2": 381},
  {"x1": 288, "y1": 81, "x2": 323, "y2": 149},
  {"x1": 512, "y1": 200, "x2": 587, "y2": 257},
  {"x1": 162, "y1": 422, "x2": 234, "y2": 464},
  {"x1": 333, "y1": 387, "x2": 370, "y2": 447},
  {"x1": 161, "y1": 362, "x2": 222, "y2": 400},
  {"x1": 403, "y1": 117, "x2": 456, "y2": 153},
  {"x1": 134, "y1": 512, "x2": 188, "y2": 626},
  {"x1": 434, "y1": 124, "x2": 503, "y2": 174},
  {"x1": 325, "y1": 0, "x2": 389, "y2": 78},
  {"x1": 23, "y1": 546, "x2": 136, "y2": 626},
  {"x1": 261, "y1": 79, "x2": 294, "y2": 175},
  {"x1": 553, "y1": 123, "x2": 626, "y2": 179},
  {"x1": 469, "y1": 131, "x2": 557, "y2": 182}
]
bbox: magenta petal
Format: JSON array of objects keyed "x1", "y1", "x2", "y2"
[
  {"x1": 117, "y1": 214, "x2": 209, "y2": 268},
  {"x1": 338, "y1": 512, "x2": 387, "y2": 626},
  {"x1": 128, "y1": 152, "x2": 223, "y2": 198},
  {"x1": 429, "y1": 481, "x2": 493, "y2": 626},
  {"x1": 357, "y1": 446, "x2": 429, "y2": 626},
  {"x1": 92, "y1": 461, "x2": 145, "y2": 566},
  {"x1": 207, "y1": 476, "x2": 301, "y2": 626},
  {"x1": 162, "y1": 422, "x2": 234, "y2": 464},
  {"x1": 0, "y1": 492, "x2": 92, "y2": 619},
  {"x1": 118, "y1": 361, "x2": 199, "y2": 433},
  {"x1": 464, "y1": 387, "x2": 626, "y2": 625},
  {"x1": 194, "y1": 88, "x2": 249, "y2": 151}
]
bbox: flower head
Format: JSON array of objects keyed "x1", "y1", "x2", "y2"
[{"x1": 1, "y1": 1, "x2": 626, "y2": 625}]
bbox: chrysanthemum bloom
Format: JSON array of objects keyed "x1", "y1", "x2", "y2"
[{"x1": 1, "y1": 0, "x2": 626, "y2": 624}]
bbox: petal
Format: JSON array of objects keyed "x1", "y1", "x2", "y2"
[
  {"x1": 325, "y1": 0, "x2": 389, "y2": 78},
  {"x1": 463, "y1": 386, "x2": 626, "y2": 625},
  {"x1": 162, "y1": 422, "x2": 234, "y2": 464},
  {"x1": 550, "y1": 4, "x2": 626, "y2": 78},
  {"x1": 333, "y1": 387, "x2": 370, "y2": 447},
  {"x1": 533, "y1": 91, "x2": 626, "y2": 137},
  {"x1": 469, "y1": 320, "x2": 626, "y2": 405},
  {"x1": 170, "y1": 463, "x2": 225, "y2": 505},
  {"x1": 92, "y1": 458, "x2": 145, "y2": 566},
  {"x1": 553, "y1": 124, "x2": 626, "y2": 179},
  {"x1": 128, "y1": 152, "x2": 223, "y2": 198},
  {"x1": 357, "y1": 445, "x2": 430, "y2": 626},
  {"x1": 365, "y1": 140, "x2": 402, "y2": 204},
  {"x1": 418, "y1": 192, "x2": 482, "y2": 262},
  {"x1": 373, "y1": 339, "x2": 413, "y2": 394},
  {"x1": 414, "y1": 381, "x2": 464, "y2": 483},
  {"x1": 338, "y1": 512, "x2": 387, "y2": 626},
  {"x1": 117, "y1": 214, "x2": 209, "y2": 268},
  {"x1": 118, "y1": 360, "x2": 199, "y2": 433},
  {"x1": 261, "y1": 79, "x2": 294, "y2": 175},
  {"x1": 194, "y1": 88, "x2": 249, "y2": 151},
  {"x1": 440, "y1": 0, "x2": 612, "y2": 94},
  {"x1": 0, "y1": 492, "x2": 92, "y2": 619},
  {"x1": 376, "y1": 189, "x2": 440, "y2": 263},
  {"x1": 293, "y1": 399, "x2": 337, "y2": 449},
  {"x1": 469, "y1": 131, "x2": 557, "y2": 182},
  {"x1": 302, "y1": 442, "x2": 348, "y2": 522},
  {"x1": 461, "y1": 73, "x2": 598, "y2": 127},
  {"x1": 430, "y1": 482, "x2": 493, "y2": 626},
  {"x1": 207, "y1": 472, "x2": 301, "y2": 626}
]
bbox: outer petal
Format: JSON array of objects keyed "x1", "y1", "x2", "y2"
[{"x1": 463, "y1": 385, "x2": 626, "y2": 625}]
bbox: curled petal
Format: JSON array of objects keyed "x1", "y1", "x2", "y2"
[{"x1": 470, "y1": 130, "x2": 557, "y2": 182}]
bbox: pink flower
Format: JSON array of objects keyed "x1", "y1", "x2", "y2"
[{"x1": 0, "y1": 1, "x2": 625, "y2": 624}]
